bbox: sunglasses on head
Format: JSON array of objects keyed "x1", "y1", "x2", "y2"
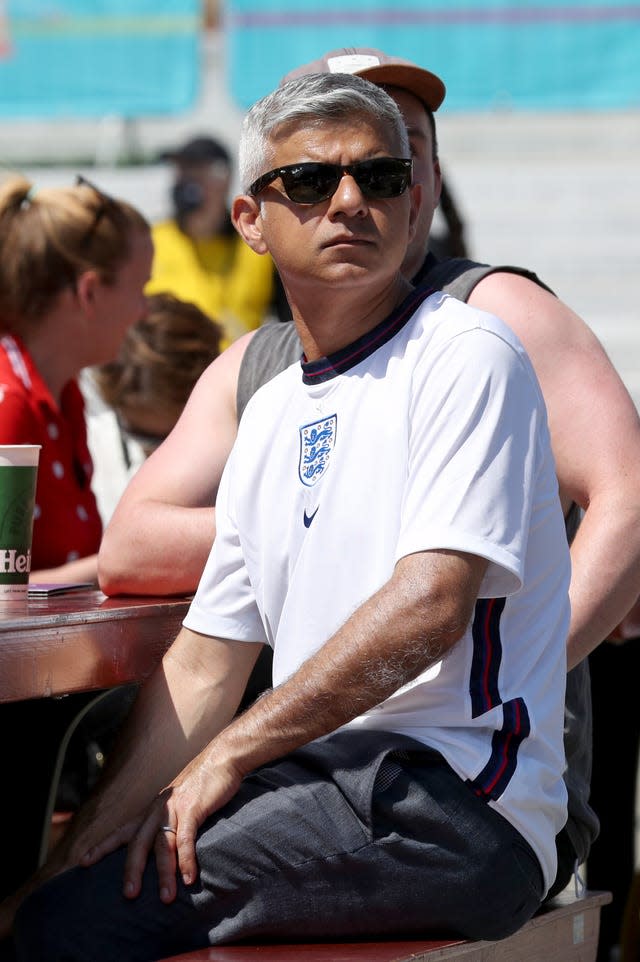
[
  {"x1": 117, "y1": 417, "x2": 167, "y2": 454},
  {"x1": 247, "y1": 157, "x2": 412, "y2": 206},
  {"x1": 75, "y1": 174, "x2": 117, "y2": 242}
]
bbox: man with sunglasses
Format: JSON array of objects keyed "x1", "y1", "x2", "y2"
[
  {"x1": 6, "y1": 50, "x2": 640, "y2": 960},
  {"x1": 96, "y1": 47, "x2": 640, "y2": 923},
  {"x1": 5, "y1": 72, "x2": 571, "y2": 959}
]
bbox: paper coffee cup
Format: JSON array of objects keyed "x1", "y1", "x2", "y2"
[{"x1": 0, "y1": 445, "x2": 41, "y2": 598}]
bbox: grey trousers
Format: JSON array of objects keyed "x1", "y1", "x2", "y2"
[{"x1": 12, "y1": 731, "x2": 545, "y2": 962}]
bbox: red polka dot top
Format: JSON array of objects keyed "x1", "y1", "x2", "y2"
[{"x1": 0, "y1": 335, "x2": 102, "y2": 569}]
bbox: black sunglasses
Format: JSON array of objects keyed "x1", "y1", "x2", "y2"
[
  {"x1": 247, "y1": 157, "x2": 412, "y2": 206},
  {"x1": 75, "y1": 174, "x2": 117, "y2": 242}
]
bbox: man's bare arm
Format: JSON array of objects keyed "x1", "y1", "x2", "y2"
[
  {"x1": 31, "y1": 552, "x2": 99, "y2": 586},
  {"x1": 118, "y1": 549, "x2": 488, "y2": 899},
  {"x1": 221, "y1": 548, "x2": 487, "y2": 765},
  {"x1": 470, "y1": 272, "x2": 640, "y2": 667},
  {"x1": 97, "y1": 332, "x2": 254, "y2": 597}
]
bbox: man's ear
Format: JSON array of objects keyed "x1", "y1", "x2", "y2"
[
  {"x1": 232, "y1": 194, "x2": 269, "y2": 255},
  {"x1": 408, "y1": 182, "x2": 422, "y2": 244},
  {"x1": 75, "y1": 270, "x2": 101, "y2": 316}
]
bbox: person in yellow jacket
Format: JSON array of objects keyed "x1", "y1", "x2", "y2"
[{"x1": 146, "y1": 136, "x2": 282, "y2": 349}]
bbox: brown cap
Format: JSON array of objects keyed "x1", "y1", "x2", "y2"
[{"x1": 280, "y1": 47, "x2": 446, "y2": 111}]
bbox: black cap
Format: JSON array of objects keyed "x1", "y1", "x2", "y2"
[{"x1": 159, "y1": 135, "x2": 231, "y2": 167}]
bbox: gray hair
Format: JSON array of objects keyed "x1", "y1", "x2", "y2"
[{"x1": 238, "y1": 72, "x2": 410, "y2": 192}]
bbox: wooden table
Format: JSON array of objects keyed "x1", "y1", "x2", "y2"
[{"x1": 0, "y1": 588, "x2": 191, "y2": 703}]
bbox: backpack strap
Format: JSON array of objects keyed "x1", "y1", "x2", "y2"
[{"x1": 417, "y1": 254, "x2": 555, "y2": 301}]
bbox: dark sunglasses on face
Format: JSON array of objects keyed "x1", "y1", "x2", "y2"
[{"x1": 247, "y1": 157, "x2": 412, "y2": 206}]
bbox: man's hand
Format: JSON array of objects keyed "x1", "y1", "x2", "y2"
[{"x1": 97, "y1": 744, "x2": 245, "y2": 904}]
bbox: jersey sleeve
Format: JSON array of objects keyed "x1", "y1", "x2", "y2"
[
  {"x1": 183, "y1": 446, "x2": 267, "y2": 644},
  {"x1": 397, "y1": 324, "x2": 545, "y2": 597}
]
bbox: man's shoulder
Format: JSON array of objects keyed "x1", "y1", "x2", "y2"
[
  {"x1": 418, "y1": 287, "x2": 509, "y2": 338},
  {"x1": 418, "y1": 255, "x2": 554, "y2": 302},
  {"x1": 412, "y1": 289, "x2": 535, "y2": 380}
]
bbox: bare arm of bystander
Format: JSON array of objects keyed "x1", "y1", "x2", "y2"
[{"x1": 469, "y1": 271, "x2": 640, "y2": 668}]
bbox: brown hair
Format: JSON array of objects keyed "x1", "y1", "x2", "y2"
[
  {"x1": 0, "y1": 174, "x2": 150, "y2": 330},
  {"x1": 93, "y1": 292, "x2": 223, "y2": 424}
]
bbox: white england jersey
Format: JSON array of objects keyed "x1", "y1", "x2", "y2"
[{"x1": 185, "y1": 287, "x2": 570, "y2": 892}]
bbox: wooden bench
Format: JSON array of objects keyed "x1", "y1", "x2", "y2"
[{"x1": 155, "y1": 889, "x2": 611, "y2": 962}]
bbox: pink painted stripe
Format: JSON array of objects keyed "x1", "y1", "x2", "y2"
[{"x1": 230, "y1": 5, "x2": 640, "y2": 28}]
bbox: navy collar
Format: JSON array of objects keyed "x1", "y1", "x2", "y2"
[{"x1": 301, "y1": 285, "x2": 434, "y2": 385}]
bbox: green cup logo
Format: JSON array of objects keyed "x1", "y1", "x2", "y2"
[{"x1": 0, "y1": 446, "x2": 40, "y2": 597}]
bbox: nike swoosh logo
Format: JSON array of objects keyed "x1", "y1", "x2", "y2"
[{"x1": 303, "y1": 507, "x2": 319, "y2": 528}]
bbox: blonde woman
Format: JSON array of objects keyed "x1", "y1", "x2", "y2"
[{"x1": 0, "y1": 174, "x2": 152, "y2": 585}]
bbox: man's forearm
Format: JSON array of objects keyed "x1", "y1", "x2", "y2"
[
  {"x1": 213, "y1": 550, "x2": 485, "y2": 780},
  {"x1": 98, "y1": 504, "x2": 216, "y2": 596},
  {"x1": 567, "y1": 495, "x2": 640, "y2": 668},
  {"x1": 31, "y1": 552, "x2": 99, "y2": 586}
]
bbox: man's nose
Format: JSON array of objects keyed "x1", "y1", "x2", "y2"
[{"x1": 328, "y1": 173, "x2": 368, "y2": 216}]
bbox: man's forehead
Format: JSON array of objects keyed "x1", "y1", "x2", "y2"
[{"x1": 269, "y1": 115, "x2": 404, "y2": 159}]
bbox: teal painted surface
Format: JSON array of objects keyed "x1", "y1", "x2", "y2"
[
  {"x1": 225, "y1": 1, "x2": 640, "y2": 111},
  {"x1": 0, "y1": 1, "x2": 201, "y2": 117}
]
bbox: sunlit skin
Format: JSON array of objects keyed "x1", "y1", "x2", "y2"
[
  {"x1": 24, "y1": 229, "x2": 153, "y2": 406},
  {"x1": 232, "y1": 117, "x2": 420, "y2": 359},
  {"x1": 86, "y1": 230, "x2": 154, "y2": 366}
]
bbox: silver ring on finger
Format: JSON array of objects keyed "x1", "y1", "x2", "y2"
[{"x1": 160, "y1": 825, "x2": 177, "y2": 835}]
